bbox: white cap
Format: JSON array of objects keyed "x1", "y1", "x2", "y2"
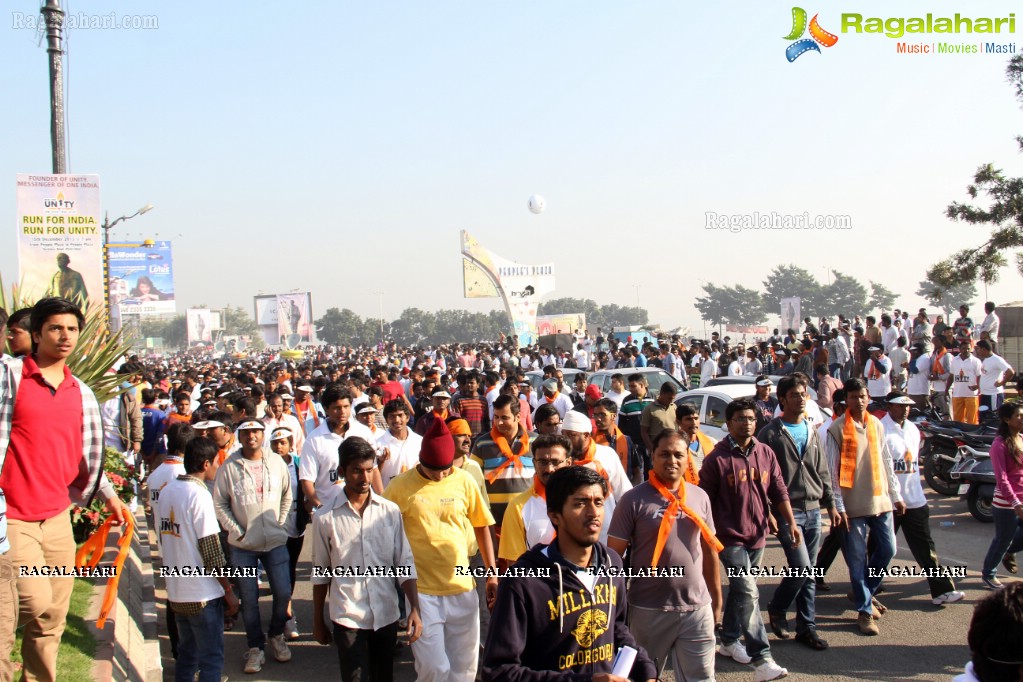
[
  {"x1": 236, "y1": 420, "x2": 265, "y2": 431},
  {"x1": 561, "y1": 411, "x2": 592, "y2": 434},
  {"x1": 269, "y1": 427, "x2": 293, "y2": 441},
  {"x1": 193, "y1": 420, "x2": 225, "y2": 430}
]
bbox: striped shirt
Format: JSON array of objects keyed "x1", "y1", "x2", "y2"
[{"x1": 470, "y1": 427, "x2": 535, "y2": 527}]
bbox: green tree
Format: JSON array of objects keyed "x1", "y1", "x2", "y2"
[
  {"x1": 390, "y1": 308, "x2": 438, "y2": 346},
  {"x1": 867, "y1": 281, "x2": 899, "y2": 314},
  {"x1": 140, "y1": 315, "x2": 187, "y2": 350},
  {"x1": 927, "y1": 55, "x2": 1023, "y2": 288},
  {"x1": 696, "y1": 284, "x2": 765, "y2": 330},
  {"x1": 762, "y1": 265, "x2": 823, "y2": 317},
  {"x1": 819, "y1": 271, "x2": 868, "y2": 318},
  {"x1": 315, "y1": 307, "x2": 363, "y2": 345},
  {"x1": 915, "y1": 279, "x2": 978, "y2": 319}
]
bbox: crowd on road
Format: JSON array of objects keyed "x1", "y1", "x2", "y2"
[{"x1": 1, "y1": 297, "x2": 1022, "y2": 682}]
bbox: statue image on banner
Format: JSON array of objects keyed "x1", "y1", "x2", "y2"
[{"x1": 47, "y1": 252, "x2": 88, "y2": 306}]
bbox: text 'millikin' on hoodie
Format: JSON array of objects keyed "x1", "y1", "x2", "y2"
[{"x1": 482, "y1": 539, "x2": 657, "y2": 681}]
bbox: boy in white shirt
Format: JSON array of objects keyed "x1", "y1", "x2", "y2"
[
  {"x1": 947, "y1": 341, "x2": 983, "y2": 424},
  {"x1": 158, "y1": 437, "x2": 240, "y2": 681}
]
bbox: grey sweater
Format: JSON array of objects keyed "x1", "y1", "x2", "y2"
[
  {"x1": 757, "y1": 417, "x2": 834, "y2": 513},
  {"x1": 213, "y1": 451, "x2": 291, "y2": 552}
]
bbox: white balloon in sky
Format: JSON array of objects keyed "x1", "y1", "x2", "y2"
[{"x1": 527, "y1": 194, "x2": 546, "y2": 214}]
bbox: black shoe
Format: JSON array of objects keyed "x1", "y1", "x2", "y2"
[
  {"x1": 816, "y1": 577, "x2": 831, "y2": 592},
  {"x1": 795, "y1": 629, "x2": 829, "y2": 650},
  {"x1": 768, "y1": 611, "x2": 791, "y2": 639},
  {"x1": 1004, "y1": 553, "x2": 1019, "y2": 574}
]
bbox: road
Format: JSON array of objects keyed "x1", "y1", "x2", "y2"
[{"x1": 152, "y1": 488, "x2": 1009, "y2": 681}]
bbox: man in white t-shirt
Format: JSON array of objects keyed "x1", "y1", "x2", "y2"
[
  {"x1": 604, "y1": 373, "x2": 628, "y2": 410},
  {"x1": 977, "y1": 302, "x2": 1000, "y2": 347},
  {"x1": 881, "y1": 393, "x2": 964, "y2": 605},
  {"x1": 158, "y1": 438, "x2": 240, "y2": 681},
  {"x1": 574, "y1": 343, "x2": 590, "y2": 371},
  {"x1": 699, "y1": 347, "x2": 718, "y2": 386},
  {"x1": 905, "y1": 344, "x2": 933, "y2": 411},
  {"x1": 560, "y1": 411, "x2": 632, "y2": 542},
  {"x1": 976, "y1": 340, "x2": 1015, "y2": 413},
  {"x1": 864, "y1": 347, "x2": 892, "y2": 400},
  {"x1": 947, "y1": 341, "x2": 983, "y2": 425},
  {"x1": 300, "y1": 385, "x2": 381, "y2": 511},
  {"x1": 376, "y1": 400, "x2": 423, "y2": 488},
  {"x1": 148, "y1": 424, "x2": 191, "y2": 523}
]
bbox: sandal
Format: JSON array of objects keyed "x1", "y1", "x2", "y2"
[
  {"x1": 795, "y1": 630, "x2": 829, "y2": 650},
  {"x1": 768, "y1": 611, "x2": 791, "y2": 639}
]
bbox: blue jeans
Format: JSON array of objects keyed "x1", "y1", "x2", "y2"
[
  {"x1": 174, "y1": 598, "x2": 224, "y2": 682},
  {"x1": 982, "y1": 507, "x2": 1023, "y2": 579},
  {"x1": 768, "y1": 508, "x2": 821, "y2": 635},
  {"x1": 719, "y1": 545, "x2": 772, "y2": 665},
  {"x1": 829, "y1": 364, "x2": 841, "y2": 379},
  {"x1": 842, "y1": 512, "x2": 895, "y2": 614},
  {"x1": 233, "y1": 543, "x2": 291, "y2": 650}
]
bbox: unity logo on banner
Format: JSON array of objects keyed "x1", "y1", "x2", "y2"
[{"x1": 16, "y1": 174, "x2": 102, "y2": 310}]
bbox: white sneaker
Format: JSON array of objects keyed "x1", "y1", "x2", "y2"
[
  {"x1": 243, "y1": 647, "x2": 265, "y2": 674},
  {"x1": 932, "y1": 590, "x2": 966, "y2": 605},
  {"x1": 267, "y1": 634, "x2": 292, "y2": 662},
  {"x1": 284, "y1": 617, "x2": 300, "y2": 640},
  {"x1": 753, "y1": 659, "x2": 789, "y2": 681},
  {"x1": 718, "y1": 641, "x2": 752, "y2": 664}
]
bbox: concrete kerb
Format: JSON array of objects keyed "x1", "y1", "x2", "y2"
[{"x1": 87, "y1": 507, "x2": 162, "y2": 682}]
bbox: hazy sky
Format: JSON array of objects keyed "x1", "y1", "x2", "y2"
[{"x1": 4, "y1": 1, "x2": 1023, "y2": 335}]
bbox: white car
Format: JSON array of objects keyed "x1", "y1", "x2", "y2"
[{"x1": 675, "y1": 383, "x2": 824, "y2": 441}]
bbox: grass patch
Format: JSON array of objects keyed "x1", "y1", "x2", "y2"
[{"x1": 12, "y1": 577, "x2": 97, "y2": 679}]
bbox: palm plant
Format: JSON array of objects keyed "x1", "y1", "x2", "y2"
[{"x1": 1, "y1": 275, "x2": 136, "y2": 402}]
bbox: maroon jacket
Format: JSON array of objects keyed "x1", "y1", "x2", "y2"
[{"x1": 698, "y1": 436, "x2": 790, "y2": 549}]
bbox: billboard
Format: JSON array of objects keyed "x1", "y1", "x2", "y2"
[
  {"x1": 462, "y1": 258, "x2": 500, "y2": 298},
  {"x1": 536, "y1": 313, "x2": 586, "y2": 335},
  {"x1": 16, "y1": 174, "x2": 102, "y2": 310},
  {"x1": 780, "y1": 297, "x2": 801, "y2": 334},
  {"x1": 276, "y1": 293, "x2": 312, "y2": 347},
  {"x1": 108, "y1": 241, "x2": 175, "y2": 318},
  {"x1": 186, "y1": 308, "x2": 213, "y2": 345},
  {"x1": 253, "y1": 293, "x2": 314, "y2": 346}
]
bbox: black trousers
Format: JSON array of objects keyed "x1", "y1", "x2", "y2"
[
  {"x1": 333, "y1": 621, "x2": 399, "y2": 682},
  {"x1": 286, "y1": 535, "x2": 304, "y2": 596},
  {"x1": 816, "y1": 527, "x2": 845, "y2": 577},
  {"x1": 864, "y1": 505, "x2": 956, "y2": 598}
]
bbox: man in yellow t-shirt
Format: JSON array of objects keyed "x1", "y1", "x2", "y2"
[
  {"x1": 383, "y1": 418, "x2": 497, "y2": 682},
  {"x1": 498, "y1": 433, "x2": 573, "y2": 569}
]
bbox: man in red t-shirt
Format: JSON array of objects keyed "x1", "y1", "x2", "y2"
[{"x1": 0, "y1": 297, "x2": 129, "y2": 681}]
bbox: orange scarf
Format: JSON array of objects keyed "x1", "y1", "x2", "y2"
[
  {"x1": 839, "y1": 413, "x2": 882, "y2": 496},
  {"x1": 484, "y1": 427, "x2": 530, "y2": 484},
  {"x1": 574, "y1": 440, "x2": 612, "y2": 494},
  {"x1": 648, "y1": 471, "x2": 723, "y2": 568},
  {"x1": 594, "y1": 427, "x2": 629, "y2": 471},
  {"x1": 681, "y1": 434, "x2": 707, "y2": 486},
  {"x1": 867, "y1": 358, "x2": 883, "y2": 380},
  {"x1": 545, "y1": 392, "x2": 560, "y2": 404},
  {"x1": 433, "y1": 408, "x2": 449, "y2": 421},
  {"x1": 932, "y1": 347, "x2": 947, "y2": 377},
  {"x1": 533, "y1": 475, "x2": 546, "y2": 501},
  {"x1": 296, "y1": 398, "x2": 320, "y2": 430}
]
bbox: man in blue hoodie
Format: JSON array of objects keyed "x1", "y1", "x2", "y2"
[{"x1": 482, "y1": 466, "x2": 658, "y2": 682}]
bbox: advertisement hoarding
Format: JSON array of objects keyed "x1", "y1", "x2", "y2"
[
  {"x1": 186, "y1": 308, "x2": 213, "y2": 345},
  {"x1": 253, "y1": 293, "x2": 313, "y2": 346},
  {"x1": 780, "y1": 297, "x2": 801, "y2": 334},
  {"x1": 536, "y1": 313, "x2": 586, "y2": 335},
  {"x1": 16, "y1": 173, "x2": 102, "y2": 310},
  {"x1": 108, "y1": 241, "x2": 175, "y2": 318}
]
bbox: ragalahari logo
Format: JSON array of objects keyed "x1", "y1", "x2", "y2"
[{"x1": 784, "y1": 7, "x2": 839, "y2": 62}]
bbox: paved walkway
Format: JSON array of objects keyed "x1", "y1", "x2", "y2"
[{"x1": 151, "y1": 489, "x2": 1004, "y2": 681}]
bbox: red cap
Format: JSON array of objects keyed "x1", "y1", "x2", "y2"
[
  {"x1": 419, "y1": 417, "x2": 455, "y2": 469},
  {"x1": 585, "y1": 384, "x2": 602, "y2": 401}
]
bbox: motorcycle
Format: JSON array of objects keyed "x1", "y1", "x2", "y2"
[
  {"x1": 918, "y1": 419, "x2": 997, "y2": 496},
  {"x1": 949, "y1": 444, "x2": 994, "y2": 523}
]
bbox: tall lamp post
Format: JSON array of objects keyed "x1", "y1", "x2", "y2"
[{"x1": 103, "y1": 203, "x2": 154, "y2": 323}]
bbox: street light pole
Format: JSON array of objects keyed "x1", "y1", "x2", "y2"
[
  {"x1": 42, "y1": 0, "x2": 66, "y2": 174},
  {"x1": 102, "y1": 204, "x2": 154, "y2": 324}
]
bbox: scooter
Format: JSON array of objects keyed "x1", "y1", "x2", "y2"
[
  {"x1": 949, "y1": 444, "x2": 995, "y2": 523},
  {"x1": 918, "y1": 421, "x2": 996, "y2": 496}
]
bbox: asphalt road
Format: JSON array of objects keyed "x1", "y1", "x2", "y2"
[{"x1": 153, "y1": 486, "x2": 1013, "y2": 681}]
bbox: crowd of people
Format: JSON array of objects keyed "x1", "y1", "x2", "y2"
[{"x1": 0, "y1": 297, "x2": 1022, "y2": 682}]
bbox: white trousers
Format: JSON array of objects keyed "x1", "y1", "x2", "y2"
[{"x1": 411, "y1": 590, "x2": 480, "y2": 682}]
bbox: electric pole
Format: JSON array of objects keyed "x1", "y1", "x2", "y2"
[{"x1": 42, "y1": 0, "x2": 67, "y2": 174}]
